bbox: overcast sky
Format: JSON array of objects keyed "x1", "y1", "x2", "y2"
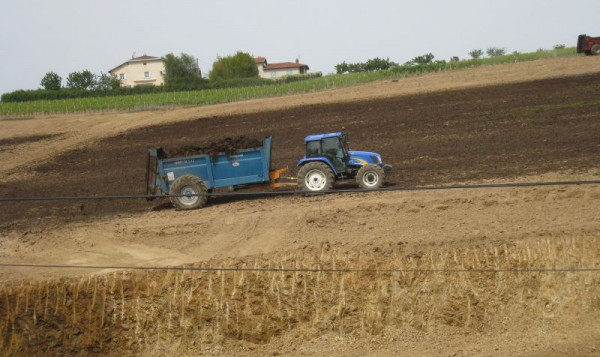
[{"x1": 1, "y1": 0, "x2": 599, "y2": 95}]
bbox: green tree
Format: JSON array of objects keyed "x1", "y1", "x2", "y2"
[
  {"x1": 407, "y1": 53, "x2": 435, "y2": 65},
  {"x1": 40, "y1": 71, "x2": 62, "y2": 90},
  {"x1": 96, "y1": 72, "x2": 121, "y2": 90},
  {"x1": 363, "y1": 57, "x2": 397, "y2": 71},
  {"x1": 468, "y1": 49, "x2": 484, "y2": 59},
  {"x1": 209, "y1": 51, "x2": 258, "y2": 82},
  {"x1": 163, "y1": 53, "x2": 203, "y2": 88},
  {"x1": 335, "y1": 57, "x2": 397, "y2": 74},
  {"x1": 66, "y1": 70, "x2": 96, "y2": 90},
  {"x1": 486, "y1": 47, "x2": 506, "y2": 57},
  {"x1": 335, "y1": 61, "x2": 350, "y2": 74}
]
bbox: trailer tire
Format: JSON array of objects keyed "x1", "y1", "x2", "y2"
[
  {"x1": 169, "y1": 175, "x2": 208, "y2": 210},
  {"x1": 356, "y1": 164, "x2": 385, "y2": 189},
  {"x1": 298, "y1": 162, "x2": 334, "y2": 192},
  {"x1": 591, "y1": 44, "x2": 600, "y2": 56}
]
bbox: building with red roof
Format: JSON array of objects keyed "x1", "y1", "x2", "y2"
[{"x1": 254, "y1": 57, "x2": 309, "y2": 79}]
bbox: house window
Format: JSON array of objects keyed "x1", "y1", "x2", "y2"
[
  {"x1": 270, "y1": 72, "x2": 277, "y2": 79},
  {"x1": 286, "y1": 70, "x2": 293, "y2": 75},
  {"x1": 119, "y1": 73, "x2": 125, "y2": 80},
  {"x1": 144, "y1": 71, "x2": 150, "y2": 78}
]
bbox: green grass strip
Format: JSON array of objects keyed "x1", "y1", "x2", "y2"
[{"x1": 0, "y1": 48, "x2": 578, "y2": 117}]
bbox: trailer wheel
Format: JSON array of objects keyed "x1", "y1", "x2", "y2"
[
  {"x1": 169, "y1": 175, "x2": 208, "y2": 210},
  {"x1": 592, "y1": 44, "x2": 600, "y2": 56},
  {"x1": 298, "y1": 162, "x2": 334, "y2": 192},
  {"x1": 356, "y1": 164, "x2": 385, "y2": 189}
]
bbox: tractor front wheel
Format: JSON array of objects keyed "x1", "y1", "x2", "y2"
[
  {"x1": 298, "y1": 162, "x2": 335, "y2": 192},
  {"x1": 591, "y1": 44, "x2": 600, "y2": 56},
  {"x1": 169, "y1": 175, "x2": 208, "y2": 210},
  {"x1": 356, "y1": 164, "x2": 385, "y2": 189}
]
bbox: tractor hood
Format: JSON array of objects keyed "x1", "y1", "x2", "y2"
[{"x1": 348, "y1": 150, "x2": 382, "y2": 166}]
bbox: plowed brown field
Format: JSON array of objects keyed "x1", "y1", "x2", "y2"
[
  {"x1": 0, "y1": 59, "x2": 599, "y2": 356},
  {"x1": 1, "y1": 74, "x2": 599, "y2": 228}
]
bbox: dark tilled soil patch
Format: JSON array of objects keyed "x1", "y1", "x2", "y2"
[
  {"x1": 0, "y1": 133, "x2": 62, "y2": 147},
  {"x1": 1, "y1": 74, "x2": 599, "y2": 227},
  {"x1": 162, "y1": 136, "x2": 263, "y2": 158}
]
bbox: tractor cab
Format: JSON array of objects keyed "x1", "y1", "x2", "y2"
[
  {"x1": 304, "y1": 132, "x2": 349, "y2": 174},
  {"x1": 297, "y1": 132, "x2": 392, "y2": 192}
]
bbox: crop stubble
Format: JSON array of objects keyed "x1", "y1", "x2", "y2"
[{"x1": 1, "y1": 236, "x2": 598, "y2": 356}]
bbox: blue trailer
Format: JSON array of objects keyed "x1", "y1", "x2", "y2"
[{"x1": 146, "y1": 136, "x2": 291, "y2": 209}]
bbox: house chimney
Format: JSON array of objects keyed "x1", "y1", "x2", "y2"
[{"x1": 295, "y1": 58, "x2": 299, "y2": 64}]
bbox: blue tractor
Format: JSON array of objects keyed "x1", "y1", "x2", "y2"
[{"x1": 297, "y1": 132, "x2": 392, "y2": 191}]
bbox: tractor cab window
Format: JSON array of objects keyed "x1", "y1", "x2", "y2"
[
  {"x1": 322, "y1": 137, "x2": 346, "y2": 172},
  {"x1": 306, "y1": 141, "x2": 321, "y2": 157}
]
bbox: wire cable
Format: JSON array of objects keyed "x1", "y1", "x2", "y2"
[
  {"x1": 1, "y1": 180, "x2": 599, "y2": 202},
  {"x1": 0, "y1": 263, "x2": 597, "y2": 273}
]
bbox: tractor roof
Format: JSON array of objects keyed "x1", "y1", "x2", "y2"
[{"x1": 304, "y1": 132, "x2": 342, "y2": 142}]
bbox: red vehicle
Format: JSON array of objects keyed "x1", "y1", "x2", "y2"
[{"x1": 577, "y1": 34, "x2": 600, "y2": 56}]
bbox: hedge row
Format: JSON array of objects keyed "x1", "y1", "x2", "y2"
[{"x1": 1, "y1": 72, "x2": 323, "y2": 103}]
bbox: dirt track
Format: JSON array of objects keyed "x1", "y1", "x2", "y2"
[
  {"x1": 0, "y1": 59, "x2": 599, "y2": 356},
  {"x1": 2, "y1": 180, "x2": 599, "y2": 282}
]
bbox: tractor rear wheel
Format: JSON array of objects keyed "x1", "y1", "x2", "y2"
[
  {"x1": 298, "y1": 162, "x2": 334, "y2": 192},
  {"x1": 591, "y1": 44, "x2": 600, "y2": 56},
  {"x1": 356, "y1": 164, "x2": 385, "y2": 189},
  {"x1": 169, "y1": 175, "x2": 208, "y2": 210}
]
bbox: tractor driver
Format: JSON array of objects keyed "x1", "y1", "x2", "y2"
[{"x1": 322, "y1": 137, "x2": 346, "y2": 172}]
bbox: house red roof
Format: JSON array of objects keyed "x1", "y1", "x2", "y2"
[
  {"x1": 265, "y1": 62, "x2": 308, "y2": 70},
  {"x1": 254, "y1": 57, "x2": 309, "y2": 71}
]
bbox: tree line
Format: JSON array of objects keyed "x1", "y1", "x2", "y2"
[
  {"x1": 2, "y1": 52, "x2": 269, "y2": 103},
  {"x1": 2, "y1": 44, "x2": 569, "y2": 103},
  {"x1": 335, "y1": 47, "x2": 513, "y2": 74}
]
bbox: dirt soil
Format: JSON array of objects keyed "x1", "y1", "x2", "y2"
[
  {"x1": 162, "y1": 136, "x2": 263, "y2": 158},
  {"x1": 0, "y1": 58, "x2": 599, "y2": 356},
  {"x1": 2, "y1": 56, "x2": 600, "y2": 179},
  {"x1": 2, "y1": 180, "x2": 599, "y2": 282},
  {"x1": 1, "y1": 73, "x2": 599, "y2": 228}
]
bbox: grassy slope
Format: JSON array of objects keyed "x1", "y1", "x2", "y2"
[{"x1": 0, "y1": 48, "x2": 578, "y2": 117}]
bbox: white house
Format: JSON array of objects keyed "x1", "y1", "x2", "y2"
[
  {"x1": 109, "y1": 55, "x2": 165, "y2": 87},
  {"x1": 254, "y1": 57, "x2": 309, "y2": 79}
]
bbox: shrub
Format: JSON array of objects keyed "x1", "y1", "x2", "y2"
[
  {"x1": 209, "y1": 52, "x2": 258, "y2": 82},
  {"x1": 407, "y1": 53, "x2": 435, "y2": 65},
  {"x1": 486, "y1": 47, "x2": 507, "y2": 57},
  {"x1": 468, "y1": 49, "x2": 484, "y2": 59},
  {"x1": 275, "y1": 72, "x2": 323, "y2": 83},
  {"x1": 335, "y1": 58, "x2": 397, "y2": 74}
]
